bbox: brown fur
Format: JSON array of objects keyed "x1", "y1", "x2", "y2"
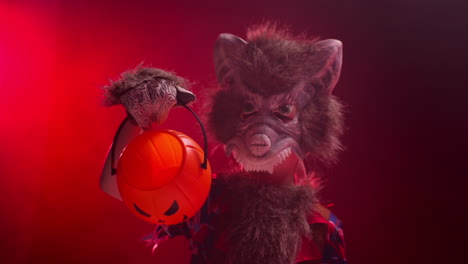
[
  {"x1": 300, "y1": 94, "x2": 344, "y2": 166},
  {"x1": 220, "y1": 173, "x2": 316, "y2": 264},
  {"x1": 236, "y1": 24, "x2": 320, "y2": 96},
  {"x1": 209, "y1": 88, "x2": 244, "y2": 143},
  {"x1": 208, "y1": 24, "x2": 344, "y2": 167},
  {"x1": 102, "y1": 66, "x2": 188, "y2": 106},
  {"x1": 205, "y1": 24, "x2": 345, "y2": 263}
]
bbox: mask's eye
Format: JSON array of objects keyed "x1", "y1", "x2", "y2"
[
  {"x1": 274, "y1": 104, "x2": 296, "y2": 122},
  {"x1": 241, "y1": 102, "x2": 257, "y2": 120},
  {"x1": 243, "y1": 102, "x2": 255, "y2": 113}
]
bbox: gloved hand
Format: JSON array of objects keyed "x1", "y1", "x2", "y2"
[{"x1": 103, "y1": 67, "x2": 195, "y2": 130}]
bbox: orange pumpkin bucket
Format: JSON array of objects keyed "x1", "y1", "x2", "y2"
[{"x1": 116, "y1": 130, "x2": 212, "y2": 225}]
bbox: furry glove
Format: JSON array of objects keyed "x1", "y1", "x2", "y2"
[{"x1": 103, "y1": 67, "x2": 195, "y2": 129}]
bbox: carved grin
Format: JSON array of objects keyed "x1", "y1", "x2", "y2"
[{"x1": 133, "y1": 200, "x2": 180, "y2": 222}]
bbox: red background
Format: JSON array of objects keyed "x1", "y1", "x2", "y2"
[{"x1": 1, "y1": 0, "x2": 467, "y2": 263}]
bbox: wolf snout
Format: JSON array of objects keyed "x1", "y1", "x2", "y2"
[{"x1": 248, "y1": 133, "x2": 271, "y2": 157}]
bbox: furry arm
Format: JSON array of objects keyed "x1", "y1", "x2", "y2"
[
  {"x1": 100, "y1": 67, "x2": 195, "y2": 200},
  {"x1": 102, "y1": 67, "x2": 195, "y2": 130}
]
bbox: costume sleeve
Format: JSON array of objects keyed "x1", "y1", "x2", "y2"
[
  {"x1": 322, "y1": 213, "x2": 347, "y2": 264},
  {"x1": 142, "y1": 222, "x2": 191, "y2": 253}
]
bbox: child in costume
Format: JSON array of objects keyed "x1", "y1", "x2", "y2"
[{"x1": 101, "y1": 24, "x2": 346, "y2": 264}]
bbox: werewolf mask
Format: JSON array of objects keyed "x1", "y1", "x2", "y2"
[{"x1": 209, "y1": 26, "x2": 344, "y2": 183}]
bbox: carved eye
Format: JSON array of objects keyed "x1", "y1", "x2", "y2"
[
  {"x1": 274, "y1": 104, "x2": 297, "y2": 122},
  {"x1": 241, "y1": 102, "x2": 257, "y2": 120}
]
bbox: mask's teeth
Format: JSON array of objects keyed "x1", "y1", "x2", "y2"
[
  {"x1": 267, "y1": 166, "x2": 274, "y2": 174},
  {"x1": 233, "y1": 151, "x2": 243, "y2": 166},
  {"x1": 237, "y1": 147, "x2": 295, "y2": 175},
  {"x1": 285, "y1": 148, "x2": 292, "y2": 158},
  {"x1": 279, "y1": 148, "x2": 290, "y2": 163},
  {"x1": 279, "y1": 152, "x2": 285, "y2": 163},
  {"x1": 272, "y1": 147, "x2": 292, "y2": 171},
  {"x1": 244, "y1": 162, "x2": 273, "y2": 174}
]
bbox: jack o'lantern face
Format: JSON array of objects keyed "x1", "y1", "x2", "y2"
[
  {"x1": 116, "y1": 130, "x2": 212, "y2": 226},
  {"x1": 132, "y1": 200, "x2": 186, "y2": 224},
  {"x1": 118, "y1": 175, "x2": 207, "y2": 225}
]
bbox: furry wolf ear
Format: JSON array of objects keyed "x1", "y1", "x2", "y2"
[
  {"x1": 214, "y1": 33, "x2": 247, "y2": 86},
  {"x1": 310, "y1": 39, "x2": 343, "y2": 94}
]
